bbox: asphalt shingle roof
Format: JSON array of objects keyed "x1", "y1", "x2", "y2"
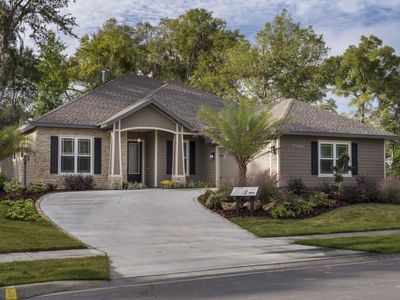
[
  {"x1": 28, "y1": 74, "x2": 395, "y2": 139},
  {"x1": 272, "y1": 99, "x2": 396, "y2": 139},
  {"x1": 33, "y1": 75, "x2": 165, "y2": 126}
]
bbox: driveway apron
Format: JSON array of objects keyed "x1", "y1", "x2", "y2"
[{"x1": 40, "y1": 190, "x2": 356, "y2": 278}]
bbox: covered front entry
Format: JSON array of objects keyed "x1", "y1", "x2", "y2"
[
  {"x1": 127, "y1": 141, "x2": 142, "y2": 183},
  {"x1": 107, "y1": 104, "x2": 220, "y2": 188}
]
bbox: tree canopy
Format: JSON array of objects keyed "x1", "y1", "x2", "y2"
[
  {"x1": 0, "y1": 0, "x2": 76, "y2": 100},
  {"x1": 224, "y1": 10, "x2": 330, "y2": 104},
  {"x1": 69, "y1": 18, "x2": 148, "y2": 90}
]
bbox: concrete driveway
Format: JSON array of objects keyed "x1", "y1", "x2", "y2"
[{"x1": 40, "y1": 190, "x2": 356, "y2": 279}]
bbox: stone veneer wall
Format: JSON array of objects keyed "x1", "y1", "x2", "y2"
[{"x1": 34, "y1": 127, "x2": 111, "y2": 189}]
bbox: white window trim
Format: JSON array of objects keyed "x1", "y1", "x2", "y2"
[
  {"x1": 59, "y1": 136, "x2": 94, "y2": 175},
  {"x1": 183, "y1": 140, "x2": 190, "y2": 176},
  {"x1": 318, "y1": 140, "x2": 352, "y2": 177}
]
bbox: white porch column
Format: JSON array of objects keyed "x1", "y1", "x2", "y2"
[
  {"x1": 154, "y1": 130, "x2": 158, "y2": 187},
  {"x1": 109, "y1": 121, "x2": 123, "y2": 189},
  {"x1": 215, "y1": 146, "x2": 220, "y2": 188},
  {"x1": 172, "y1": 125, "x2": 186, "y2": 183}
]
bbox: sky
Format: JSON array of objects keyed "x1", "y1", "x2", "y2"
[{"x1": 53, "y1": 0, "x2": 400, "y2": 113}]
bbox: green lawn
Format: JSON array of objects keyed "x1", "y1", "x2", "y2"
[
  {"x1": 0, "y1": 256, "x2": 109, "y2": 286},
  {"x1": 297, "y1": 234, "x2": 400, "y2": 253},
  {"x1": 230, "y1": 204, "x2": 400, "y2": 237},
  {"x1": 0, "y1": 203, "x2": 86, "y2": 253}
]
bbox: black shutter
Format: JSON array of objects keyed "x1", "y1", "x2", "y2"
[
  {"x1": 189, "y1": 141, "x2": 196, "y2": 175},
  {"x1": 94, "y1": 138, "x2": 102, "y2": 174},
  {"x1": 50, "y1": 136, "x2": 59, "y2": 174},
  {"x1": 352, "y1": 143, "x2": 358, "y2": 175},
  {"x1": 166, "y1": 140, "x2": 173, "y2": 175},
  {"x1": 311, "y1": 141, "x2": 318, "y2": 175}
]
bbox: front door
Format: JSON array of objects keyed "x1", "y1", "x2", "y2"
[{"x1": 127, "y1": 141, "x2": 142, "y2": 183}]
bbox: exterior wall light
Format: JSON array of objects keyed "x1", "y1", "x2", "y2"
[{"x1": 209, "y1": 152, "x2": 215, "y2": 159}]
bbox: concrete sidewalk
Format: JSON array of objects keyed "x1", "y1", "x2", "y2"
[
  {"x1": 0, "y1": 248, "x2": 104, "y2": 264},
  {"x1": 277, "y1": 229, "x2": 400, "y2": 241}
]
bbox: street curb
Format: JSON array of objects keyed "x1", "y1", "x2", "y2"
[{"x1": 3, "y1": 253, "x2": 400, "y2": 300}]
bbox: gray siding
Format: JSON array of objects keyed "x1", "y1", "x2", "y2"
[
  {"x1": 279, "y1": 135, "x2": 385, "y2": 187},
  {"x1": 121, "y1": 105, "x2": 177, "y2": 132}
]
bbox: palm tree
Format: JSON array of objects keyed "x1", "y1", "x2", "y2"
[
  {"x1": 0, "y1": 126, "x2": 30, "y2": 161},
  {"x1": 198, "y1": 99, "x2": 287, "y2": 184}
]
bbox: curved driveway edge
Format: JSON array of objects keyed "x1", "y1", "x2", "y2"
[{"x1": 40, "y1": 189, "x2": 359, "y2": 279}]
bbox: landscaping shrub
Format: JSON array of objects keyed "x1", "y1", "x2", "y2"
[
  {"x1": 319, "y1": 181, "x2": 337, "y2": 197},
  {"x1": 381, "y1": 177, "x2": 400, "y2": 204},
  {"x1": 128, "y1": 182, "x2": 145, "y2": 189},
  {"x1": 64, "y1": 175, "x2": 95, "y2": 191},
  {"x1": 269, "y1": 192, "x2": 336, "y2": 219},
  {"x1": 287, "y1": 177, "x2": 306, "y2": 195},
  {"x1": 205, "y1": 192, "x2": 227, "y2": 209},
  {"x1": 269, "y1": 200, "x2": 296, "y2": 218},
  {"x1": 247, "y1": 171, "x2": 279, "y2": 203},
  {"x1": 4, "y1": 199, "x2": 41, "y2": 221},
  {"x1": 27, "y1": 181, "x2": 46, "y2": 193},
  {"x1": 4, "y1": 179, "x2": 24, "y2": 199},
  {"x1": 341, "y1": 176, "x2": 380, "y2": 203},
  {"x1": 122, "y1": 182, "x2": 129, "y2": 190},
  {"x1": 46, "y1": 183, "x2": 57, "y2": 192},
  {"x1": 0, "y1": 172, "x2": 7, "y2": 191},
  {"x1": 308, "y1": 192, "x2": 336, "y2": 208},
  {"x1": 198, "y1": 189, "x2": 215, "y2": 202}
]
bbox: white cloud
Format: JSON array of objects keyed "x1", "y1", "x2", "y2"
[{"x1": 56, "y1": 0, "x2": 400, "y2": 56}]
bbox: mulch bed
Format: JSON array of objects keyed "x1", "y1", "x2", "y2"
[
  {"x1": 198, "y1": 196, "x2": 349, "y2": 219},
  {"x1": 0, "y1": 191, "x2": 48, "y2": 202}
]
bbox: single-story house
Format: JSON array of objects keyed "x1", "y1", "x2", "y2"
[{"x1": 0, "y1": 74, "x2": 396, "y2": 189}]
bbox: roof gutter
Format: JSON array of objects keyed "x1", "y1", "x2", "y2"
[
  {"x1": 285, "y1": 131, "x2": 398, "y2": 140},
  {"x1": 19, "y1": 122, "x2": 100, "y2": 133}
]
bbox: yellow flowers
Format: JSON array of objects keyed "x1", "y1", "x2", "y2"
[{"x1": 160, "y1": 179, "x2": 174, "y2": 188}]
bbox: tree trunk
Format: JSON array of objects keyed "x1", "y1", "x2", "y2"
[
  {"x1": 0, "y1": 24, "x2": 12, "y2": 100},
  {"x1": 238, "y1": 164, "x2": 247, "y2": 186}
]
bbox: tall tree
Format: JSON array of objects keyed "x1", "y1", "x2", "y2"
[
  {"x1": 0, "y1": 47, "x2": 39, "y2": 127},
  {"x1": 225, "y1": 9, "x2": 329, "y2": 104},
  {"x1": 33, "y1": 32, "x2": 70, "y2": 116},
  {"x1": 69, "y1": 18, "x2": 148, "y2": 90},
  {"x1": 145, "y1": 8, "x2": 242, "y2": 85},
  {"x1": 198, "y1": 99, "x2": 287, "y2": 183},
  {"x1": 330, "y1": 35, "x2": 398, "y2": 123},
  {"x1": 0, "y1": 0, "x2": 75, "y2": 100}
]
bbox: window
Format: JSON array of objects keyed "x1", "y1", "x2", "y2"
[
  {"x1": 183, "y1": 141, "x2": 189, "y2": 175},
  {"x1": 60, "y1": 137, "x2": 92, "y2": 174},
  {"x1": 319, "y1": 141, "x2": 351, "y2": 176}
]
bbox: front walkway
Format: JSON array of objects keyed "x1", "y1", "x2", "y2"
[
  {"x1": 0, "y1": 249, "x2": 104, "y2": 264},
  {"x1": 39, "y1": 189, "x2": 363, "y2": 279}
]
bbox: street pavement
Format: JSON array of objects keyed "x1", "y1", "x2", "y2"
[{"x1": 30, "y1": 255, "x2": 400, "y2": 300}]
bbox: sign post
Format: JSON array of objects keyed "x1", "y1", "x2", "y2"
[{"x1": 230, "y1": 187, "x2": 259, "y2": 216}]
